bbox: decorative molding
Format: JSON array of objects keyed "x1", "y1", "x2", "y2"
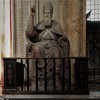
[
  {"x1": 14, "y1": 0, "x2": 18, "y2": 57},
  {"x1": 2, "y1": 0, "x2": 5, "y2": 57},
  {"x1": 10, "y1": 0, "x2": 12, "y2": 57},
  {"x1": 20, "y1": 0, "x2": 24, "y2": 57},
  {"x1": 13, "y1": 0, "x2": 36, "y2": 57}
]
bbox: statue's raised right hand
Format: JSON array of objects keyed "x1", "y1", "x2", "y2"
[{"x1": 30, "y1": 5, "x2": 35, "y2": 16}]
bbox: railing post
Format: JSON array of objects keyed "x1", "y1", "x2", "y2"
[
  {"x1": 21, "y1": 59, "x2": 23, "y2": 91},
  {"x1": 27, "y1": 59, "x2": 29, "y2": 91},
  {"x1": 62, "y1": 58, "x2": 65, "y2": 91},
  {"x1": 68, "y1": 58, "x2": 71, "y2": 91},
  {"x1": 44, "y1": 58, "x2": 47, "y2": 91},
  {"x1": 36, "y1": 59, "x2": 38, "y2": 91},
  {"x1": 53, "y1": 58, "x2": 56, "y2": 91},
  {"x1": 93, "y1": 67, "x2": 95, "y2": 90}
]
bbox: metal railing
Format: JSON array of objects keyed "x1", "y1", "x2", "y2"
[
  {"x1": 88, "y1": 67, "x2": 100, "y2": 91},
  {"x1": 3, "y1": 57, "x2": 88, "y2": 94}
]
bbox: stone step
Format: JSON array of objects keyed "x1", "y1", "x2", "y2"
[
  {"x1": 0, "y1": 94, "x2": 92, "y2": 100},
  {"x1": 1, "y1": 92, "x2": 100, "y2": 100}
]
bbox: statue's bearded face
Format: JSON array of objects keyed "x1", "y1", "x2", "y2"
[{"x1": 43, "y1": 10, "x2": 52, "y2": 27}]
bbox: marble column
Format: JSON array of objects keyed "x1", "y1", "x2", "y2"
[
  {"x1": 66, "y1": 0, "x2": 86, "y2": 57},
  {"x1": 60, "y1": 0, "x2": 86, "y2": 57},
  {"x1": 66, "y1": 0, "x2": 86, "y2": 88}
]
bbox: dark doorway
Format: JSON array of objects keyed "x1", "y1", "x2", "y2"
[{"x1": 87, "y1": 21, "x2": 100, "y2": 90}]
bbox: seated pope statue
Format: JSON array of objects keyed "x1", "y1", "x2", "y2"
[{"x1": 25, "y1": 2, "x2": 69, "y2": 91}]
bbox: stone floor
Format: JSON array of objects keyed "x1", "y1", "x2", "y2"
[{"x1": 0, "y1": 92, "x2": 100, "y2": 100}]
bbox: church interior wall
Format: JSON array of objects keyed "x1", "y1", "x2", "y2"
[{"x1": 0, "y1": 0, "x2": 86, "y2": 95}]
